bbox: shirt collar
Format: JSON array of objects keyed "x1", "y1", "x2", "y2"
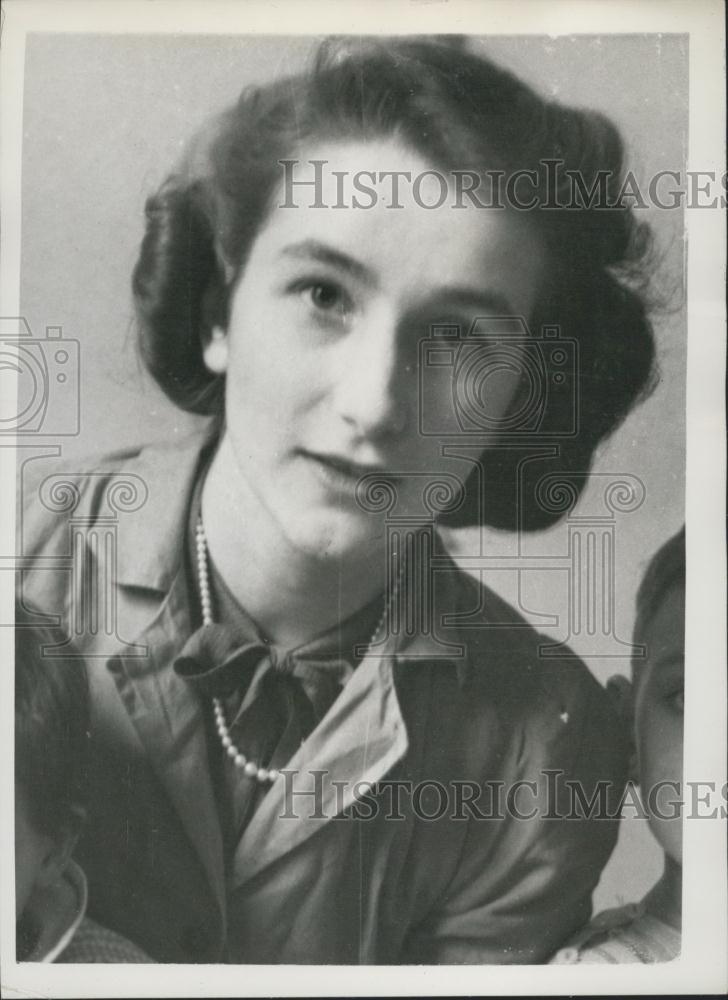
[{"x1": 23, "y1": 860, "x2": 87, "y2": 963}]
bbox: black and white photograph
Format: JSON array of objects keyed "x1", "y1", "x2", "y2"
[{"x1": 1, "y1": 1, "x2": 725, "y2": 995}]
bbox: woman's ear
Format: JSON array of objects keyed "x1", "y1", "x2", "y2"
[
  {"x1": 606, "y1": 673, "x2": 639, "y2": 783},
  {"x1": 202, "y1": 326, "x2": 229, "y2": 375}
]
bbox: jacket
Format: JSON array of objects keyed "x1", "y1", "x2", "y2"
[{"x1": 16, "y1": 430, "x2": 627, "y2": 964}]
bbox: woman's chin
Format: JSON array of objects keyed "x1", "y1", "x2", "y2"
[{"x1": 282, "y1": 508, "x2": 384, "y2": 563}]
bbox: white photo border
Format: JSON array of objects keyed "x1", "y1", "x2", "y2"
[{"x1": 1, "y1": 1, "x2": 725, "y2": 996}]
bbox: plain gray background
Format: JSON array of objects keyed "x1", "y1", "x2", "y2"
[{"x1": 19, "y1": 32, "x2": 687, "y2": 916}]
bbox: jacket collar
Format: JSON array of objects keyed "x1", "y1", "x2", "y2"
[
  {"x1": 115, "y1": 425, "x2": 217, "y2": 591},
  {"x1": 23, "y1": 860, "x2": 87, "y2": 963}
]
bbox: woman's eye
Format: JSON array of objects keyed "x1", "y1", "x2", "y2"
[
  {"x1": 310, "y1": 282, "x2": 340, "y2": 308},
  {"x1": 305, "y1": 281, "x2": 351, "y2": 318}
]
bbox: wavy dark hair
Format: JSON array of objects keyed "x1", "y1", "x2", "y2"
[
  {"x1": 633, "y1": 526, "x2": 686, "y2": 650},
  {"x1": 15, "y1": 607, "x2": 90, "y2": 839},
  {"x1": 133, "y1": 36, "x2": 657, "y2": 530}
]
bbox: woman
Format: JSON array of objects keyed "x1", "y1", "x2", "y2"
[{"x1": 19, "y1": 37, "x2": 655, "y2": 963}]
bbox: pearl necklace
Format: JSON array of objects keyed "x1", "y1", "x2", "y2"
[{"x1": 195, "y1": 517, "x2": 397, "y2": 784}]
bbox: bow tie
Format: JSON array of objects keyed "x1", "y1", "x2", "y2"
[{"x1": 174, "y1": 622, "x2": 355, "y2": 763}]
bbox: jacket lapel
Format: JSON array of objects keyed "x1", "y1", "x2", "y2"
[
  {"x1": 103, "y1": 428, "x2": 226, "y2": 911},
  {"x1": 229, "y1": 549, "x2": 470, "y2": 889},
  {"x1": 230, "y1": 650, "x2": 408, "y2": 888},
  {"x1": 108, "y1": 569, "x2": 226, "y2": 911}
]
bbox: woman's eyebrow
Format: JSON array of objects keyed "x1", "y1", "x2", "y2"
[
  {"x1": 427, "y1": 287, "x2": 516, "y2": 316},
  {"x1": 279, "y1": 240, "x2": 378, "y2": 288}
]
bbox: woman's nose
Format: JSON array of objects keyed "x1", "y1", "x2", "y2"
[{"x1": 332, "y1": 311, "x2": 409, "y2": 439}]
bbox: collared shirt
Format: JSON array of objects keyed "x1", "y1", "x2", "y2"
[
  {"x1": 18, "y1": 861, "x2": 151, "y2": 963},
  {"x1": 550, "y1": 899, "x2": 681, "y2": 964},
  {"x1": 18, "y1": 429, "x2": 629, "y2": 964}
]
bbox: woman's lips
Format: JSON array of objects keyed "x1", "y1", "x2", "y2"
[{"x1": 301, "y1": 450, "x2": 397, "y2": 491}]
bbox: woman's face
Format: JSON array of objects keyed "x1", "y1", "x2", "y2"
[{"x1": 205, "y1": 138, "x2": 546, "y2": 561}]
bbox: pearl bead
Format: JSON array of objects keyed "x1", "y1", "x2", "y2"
[
  {"x1": 244, "y1": 762, "x2": 258, "y2": 777},
  {"x1": 234, "y1": 754, "x2": 246, "y2": 767},
  {"x1": 268, "y1": 769, "x2": 279, "y2": 782},
  {"x1": 256, "y1": 769, "x2": 269, "y2": 783},
  {"x1": 221, "y1": 735, "x2": 232, "y2": 749}
]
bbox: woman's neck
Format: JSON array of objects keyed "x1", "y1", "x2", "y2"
[
  {"x1": 643, "y1": 854, "x2": 682, "y2": 931},
  {"x1": 200, "y1": 435, "x2": 388, "y2": 648}
]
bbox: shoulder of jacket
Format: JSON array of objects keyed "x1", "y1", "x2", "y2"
[
  {"x1": 19, "y1": 429, "x2": 211, "y2": 493},
  {"x1": 19, "y1": 431, "x2": 208, "y2": 518},
  {"x1": 439, "y1": 555, "x2": 624, "y2": 774},
  {"x1": 18, "y1": 442, "x2": 142, "y2": 554},
  {"x1": 448, "y1": 558, "x2": 604, "y2": 703},
  {"x1": 19, "y1": 437, "x2": 170, "y2": 495},
  {"x1": 17, "y1": 430, "x2": 211, "y2": 568}
]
